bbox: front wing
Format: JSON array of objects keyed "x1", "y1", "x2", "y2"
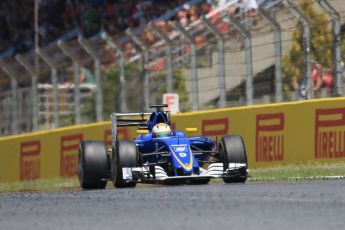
[{"x1": 120, "y1": 163, "x2": 247, "y2": 184}]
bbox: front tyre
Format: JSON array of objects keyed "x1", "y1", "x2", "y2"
[
  {"x1": 111, "y1": 140, "x2": 139, "y2": 188},
  {"x1": 220, "y1": 135, "x2": 248, "y2": 183},
  {"x1": 78, "y1": 141, "x2": 108, "y2": 189}
]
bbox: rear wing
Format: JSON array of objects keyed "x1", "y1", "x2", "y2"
[{"x1": 110, "y1": 112, "x2": 151, "y2": 149}]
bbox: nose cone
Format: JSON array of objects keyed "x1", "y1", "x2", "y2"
[{"x1": 170, "y1": 145, "x2": 194, "y2": 171}]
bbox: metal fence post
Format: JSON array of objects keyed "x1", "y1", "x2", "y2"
[
  {"x1": 201, "y1": 16, "x2": 227, "y2": 108},
  {"x1": 58, "y1": 40, "x2": 81, "y2": 124},
  {"x1": 258, "y1": 5, "x2": 283, "y2": 102},
  {"x1": 150, "y1": 22, "x2": 174, "y2": 94},
  {"x1": 316, "y1": 0, "x2": 342, "y2": 96},
  {"x1": 172, "y1": 21, "x2": 199, "y2": 111},
  {"x1": 15, "y1": 55, "x2": 38, "y2": 131},
  {"x1": 36, "y1": 48, "x2": 60, "y2": 128},
  {"x1": 78, "y1": 36, "x2": 103, "y2": 121},
  {"x1": 228, "y1": 15, "x2": 253, "y2": 105},
  {"x1": 101, "y1": 32, "x2": 129, "y2": 112},
  {"x1": 283, "y1": 0, "x2": 312, "y2": 99},
  {"x1": 126, "y1": 29, "x2": 150, "y2": 110},
  {"x1": 0, "y1": 64, "x2": 19, "y2": 134}
]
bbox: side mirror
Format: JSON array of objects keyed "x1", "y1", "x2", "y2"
[{"x1": 137, "y1": 130, "x2": 149, "y2": 134}]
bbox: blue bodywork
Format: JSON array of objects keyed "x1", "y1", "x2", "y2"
[{"x1": 134, "y1": 111, "x2": 214, "y2": 176}]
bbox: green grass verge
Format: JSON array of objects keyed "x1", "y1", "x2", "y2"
[
  {"x1": 0, "y1": 178, "x2": 80, "y2": 193},
  {"x1": 1, "y1": 162, "x2": 345, "y2": 192},
  {"x1": 248, "y1": 161, "x2": 345, "y2": 181},
  {"x1": 0, "y1": 178, "x2": 154, "y2": 193}
]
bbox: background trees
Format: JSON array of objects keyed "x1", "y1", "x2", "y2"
[{"x1": 282, "y1": 0, "x2": 345, "y2": 91}]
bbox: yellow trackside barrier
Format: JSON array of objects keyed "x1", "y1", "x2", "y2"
[
  {"x1": 0, "y1": 98, "x2": 345, "y2": 183},
  {"x1": 0, "y1": 122, "x2": 137, "y2": 183}
]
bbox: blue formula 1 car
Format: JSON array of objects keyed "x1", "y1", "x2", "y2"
[{"x1": 78, "y1": 105, "x2": 248, "y2": 189}]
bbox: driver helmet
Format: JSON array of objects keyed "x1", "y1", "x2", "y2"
[{"x1": 152, "y1": 123, "x2": 171, "y2": 137}]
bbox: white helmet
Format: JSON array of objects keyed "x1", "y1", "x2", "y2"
[{"x1": 152, "y1": 123, "x2": 171, "y2": 136}]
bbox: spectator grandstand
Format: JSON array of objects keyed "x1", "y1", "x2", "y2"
[
  {"x1": 0, "y1": 0, "x2": 195, "y2": 58},
  {"x1": 0, "y1": 0, "x2": 264, "y2": 59},
  {"x1": 2, "y1": 0, "x2": 344, "y2": 137}
]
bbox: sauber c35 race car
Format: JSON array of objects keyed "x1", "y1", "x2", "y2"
[{"x1": 78, "y1": 105, "x2": 248, "y2": 189}]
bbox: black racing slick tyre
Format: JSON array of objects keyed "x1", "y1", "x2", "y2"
[
  {"x1": 78, "y1": 141, "x2": 108, "y2": 189},
  {"x1": 220, "y1": 135, "x2": 248, "y2": 183},
  {"x1": 111, "y1": 140, "x2": 139, "y2": 188}
]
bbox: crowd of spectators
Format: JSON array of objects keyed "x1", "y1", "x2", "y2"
[
  {"x1": 0, "y1": 0, "x2": 262, "y2": 58},
  {"x1": 0, "y1": 0, "x2": 191, "y2": 58},
  {"x1": 0, "y1": 0, "x2": 263, "y2": 84},
  {"x1": 135, "y1": 0, "x2": 259, "y2": 71},
  {"x1": 0, "y1": 0, "x2": 35, "y2": 56}
]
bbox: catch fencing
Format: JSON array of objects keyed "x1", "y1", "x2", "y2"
[{"x1": 0, "y1": 0, "x2": 344, "y2": 136}]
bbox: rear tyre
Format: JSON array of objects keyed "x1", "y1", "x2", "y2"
[
  {"x1": 112, "y1": 140, "x2": 138, "y2": 188},
  {"x1": 78, "y1": 141, "x2": 108, "y2": 189},
  {"x1": 220, "y1": 135, "x2": 248, "y2": 183}
]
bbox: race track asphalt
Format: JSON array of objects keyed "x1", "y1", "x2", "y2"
[{"x1": 1, "y1": 180, "x2": 345, "y2": 230}]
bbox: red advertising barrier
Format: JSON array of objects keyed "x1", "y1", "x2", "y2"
[
  {"x1": 20, "y1": 140, "x2": 41, "y2": 181},
  {"x1": 202, "y1": 118, "x2": 229, "y2": 136},
  {"x1": 60, "y1": 133, "x2": 83, "y2": 177},
  {"x1": 256, "y1": 113, "x2": 284, "y2": 162},
  {"x1": 315, "y1": 107, "x2": 345, "y2": 159}
]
